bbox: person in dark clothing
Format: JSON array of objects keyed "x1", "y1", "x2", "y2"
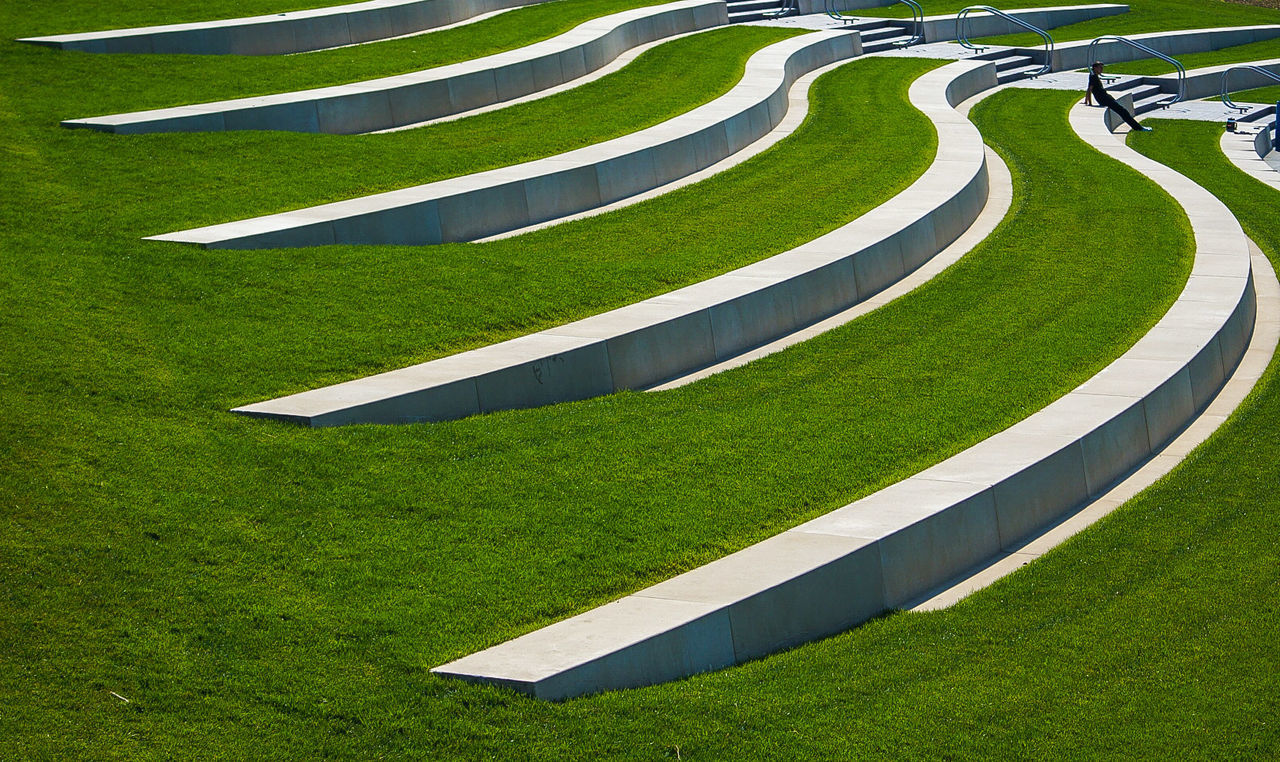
[{"x1": 1086, "y1": 61, "x2": 1152, "y2": 132}]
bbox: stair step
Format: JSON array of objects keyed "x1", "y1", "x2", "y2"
[
  {"x1": 1114, "y1": 84, "x2": 1163, "y2": 101},
  {"x1": 726, "y1": 0, "x2": 780, "y2": 12},
  {"x1": 854, "y1": 25, "x2": 906, "y2": 41},
  {"x1": 1133, "y1": 93, "x2": 1176, "y2": 113},
  {"x1": 1239, "y1": 105, "x2": 1277, "y2": 123},
  {"x1": 862, "y1": 35, "x2": 914, "y2": 53},
  {"x1": 996, "y1": 63, "x2": 1044, "y2": 84},
  {"x1": 993, "y1": 55, "x2": 1033, "y2": 72}
]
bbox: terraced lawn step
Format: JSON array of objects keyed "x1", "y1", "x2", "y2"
[
  {"x1": 150, "y1": 30, "x2": 861, "y2": 249},
  {"x1": 228, "y1": 58, "x2": 993, "y2": 425},
  {"x1": 1222, "y1": 127, "x2": 1280, "y2": 192},
  {"x1": 18, "y1": 0, "x2": 557, "y2": 56},
  {"x1": 61, "y1": 0, "x2": 726, "y2": 135},
  {"x1": 430, "y1": 86, "x2": 1257, "y2": 702}
]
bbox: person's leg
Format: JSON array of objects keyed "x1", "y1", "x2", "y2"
[{"x1": 1108, "y1": 102, "x2": 1145, "y2": 131}]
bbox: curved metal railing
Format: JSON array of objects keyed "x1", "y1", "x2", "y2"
[
  {"x1": 763, "y1": 0, "x2": 799, "y2": 18},
  {"x1": 1086, "y1": 36, "x2": 1186, "y2": 106},
  {"x1": 826, "y1": 0, "x2": 922, "y2": 46},
  {"x1": 956, "y1": 6, "x2": 1053, "y2": 75},
  {"x1": 1221, "y1": 65, "x2": 1280, "y2": 113}
]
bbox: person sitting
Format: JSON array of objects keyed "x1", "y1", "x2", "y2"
[{"x1": 1086, "y1": 61, "x2": 1152, "y2": 132}]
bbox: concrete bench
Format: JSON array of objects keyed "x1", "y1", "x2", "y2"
[
  {"x1": 60, "y1": 0, "x2": 727, "y2": 134},
  {"x1": 428, "y1": 77, "x2": 1257, "y2": 701},
  {"x1": 148, "y1": 30, "x2": 863, "y2": 250},
  {"x1": 19, "y1": 0, "x2": 556, "y2": 56},
  {"x1": 226, "y1": 56, "x2": 994, "y2": 426}
]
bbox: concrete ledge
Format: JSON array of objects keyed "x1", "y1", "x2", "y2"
[
  {"x1": 1130, "y1": 57, "x2": 1280, "y2": 103},
  {"x1": 19, "y1": 0, "x2": 556, "y2": 56},
  {"x1": 1221, "y1": 127, "x2": 1280, "y2": 192},
  {"x1": 60, "y1": 0, "x2": 727, "y2": 134},
  {"x1": 429, "y1": 88, "x2": 1256, "y2": 701},
  {"x1": 149, "y1": 30, "x2": 861, "y2": 249},
  {"x1": 916, "y1": 4, "x2": 1127, "y2": 44},
  {"x1": 1017, "y1": 24, "x2": 1280, "y2": 72},
  {"x1": 229, "y1": 57, "x2": 994, "y2": 425}
]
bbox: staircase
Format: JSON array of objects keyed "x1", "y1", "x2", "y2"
[
  {"x1": 839, "y1": 20, "x2": 917, "y2": 52},
  {"x1": 1107, "y1": 80, "x2": 1178, "y2": 113},
  {"x1": 726, "y1": 0, "x2": 797, "y2": 22},
  {"x1": 975, "y1": 50, "x2": 1049, "y2": 85}
]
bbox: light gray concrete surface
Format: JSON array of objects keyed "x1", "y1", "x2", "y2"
[
  {"x1": 150, "y1": 30, "x2": 861, "y2": 250},
  {"x1": 60, "y1": 0, "x2": 727, "y2": 134},
  {"x1": 1028, "y1": 24, "x2": 1280, "y2": 72},
  {"x1": 227, "y1": 56, "x2": 993, "y2": 426},
  {"x1": 912, "y1": 240, "x2": 1279, "y2": 611},
  {"x1": 1222, "y1": 127, "x2": 1280, "y2": 191},
  {"x1": 20, "y1": 0, "x2": 555, "y2": 56},
  {"x1": 429, "y1": 80, "x2": 1257, "y2": 701}
]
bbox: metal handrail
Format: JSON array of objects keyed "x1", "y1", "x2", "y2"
[
  {"x1": 763, "y1": 0, "x2": 798, "y2": 19},
  {"x1": 956, "y1": 6, "x2": 1053, "y2": 76},
  {"x1": 895, "y1": 0, "x2": 924, "y2": 46},
  {"x1": 1086, "y1": 36, "x2": 1186, "y2": 106},
  {"x1": 1220, "y1": 65, "x2": 1280, "y2": 113}
]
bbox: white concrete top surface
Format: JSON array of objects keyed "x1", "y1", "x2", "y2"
[
  {"x1": 150, "y1": 30, "x2": 859, "y2": 248},
  {"x1": 19, "y1": 0, "x2": 555, "y2": 55},
  {"x1": 227, "y1": 56, "x2": 994, "y2": 425},
  {"x1": 430, "y1": 73, "x2": 1256, "y2": 701},
  {"x1": 61, "y1": 0, "x2": 724, "y2": 133},
  {"x1": 1222, "y1": 128, "x2": 1280, "y2": 191}
]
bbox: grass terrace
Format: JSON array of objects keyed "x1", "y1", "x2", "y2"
[
  {"x1": 9, "y1": 0, "x2": 672, "y2": 110},
  {"x1": 1, "y1": 33, "x2": 1207, "y2": 750}
]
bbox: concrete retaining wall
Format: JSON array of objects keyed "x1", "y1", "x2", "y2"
[
  {"x1": 60, "y1": 0, "x2": 727, "y2": 134},
  {"x1": 1133, "y1": 58, "x2": 1280, "y2": 102},
  {"x1": 916, "y1": 3, "x2": 1127, "y2": 44},
  {"x1": 1256, "y1": 122, "x2": 1275, "y2": 157},
  {"x1": 1025, "y1": 24, "x2": 1280, "y2": 71},
  {"x1": 227, "y1": 58, "x2": 995, "y2": 426},
  {"x1": 19, "y1": 0, "x2": 555, "y2": 56},
  {"x1": 149, "y1": 30, "x2": 862, "y2": 250},
  {"x1": 429, "y1": 80, "x2": 1257, "y2": 701}
]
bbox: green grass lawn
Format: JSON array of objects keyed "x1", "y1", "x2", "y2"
[
  {"x1": 1232, "y1": 83, "x2": 1280, "y2": 103},
  {"x1": 108, "y1": 25, "x2": 803, "y2": 225},
  {"x1": 9, "y1": 0, "x2": 670, "y2": 112},
  {"x1": 1, "y1": 50, "x2": 1200, "y2": 755}
]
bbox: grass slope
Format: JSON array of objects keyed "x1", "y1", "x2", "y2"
[
  {"x1": 1108, "y1": 37, "x2": 1280, "y2": 74},
  {"x1": 8, "y1": 0, "x2": 668, "y2": 111},
  {"x1": 0, "y1": 65, "x2": 1195, "y2": 756}
]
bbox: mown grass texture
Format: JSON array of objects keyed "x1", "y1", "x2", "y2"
[
  {"x1": 0, "y1": 34, "x2": 1199, "y2": 752},
  {"x1": 8, "y1": 0, "x2": 669, "y2": 113}
]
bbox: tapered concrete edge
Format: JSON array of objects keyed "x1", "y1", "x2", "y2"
[
  {"x1": 21, "y1": 0, "x2": 557, "y2": 56},
  {"x1": 228, "y1": 58, "x2": 993, "y2": 425},
  {"x1": 427, "y1": 86, "x2": 1255, "y2": 702},
  {"x1": 59, "y1": 0, "x2": 727, "y2": 134},
  {"x1": 157, "y1": 30, "x2": 859, "y2": 250}
]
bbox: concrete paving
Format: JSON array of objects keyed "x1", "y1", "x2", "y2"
[
  {"x1": 429, "y1": 77, "x2": 1257, "y2": 701},
  {"x1": 20, "y1": 0, "x2": 555, "y2": 56},
  {"x1": 60, "y1": 0, "x2": 727, "y2": 134},
  {"x1": 1222, "y1": 127, "x2": 1280, "y2": 191},
  {"x1": 227, "y1": 56, "x2": 994, "y2": 426}
]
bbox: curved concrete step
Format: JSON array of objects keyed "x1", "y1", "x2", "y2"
[
  {"x1": 1222, "y1": 127, "x2": 1280, "y2": 192},
  {"x1": 148, "y1": 30, "x2": 863, "y2": 250},
  {"x1": 18, "y1": 0, "x2": 556, "y2": 56},
  {"x1": 428, "y1": 81, "x2": 1257, "y2": 701},
  {"x1": 60, "y1": 0, "x2": 727, "y2": 135},
  {"x1": 227, "y1": 57, "x2": 996, "y2": 426}
]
